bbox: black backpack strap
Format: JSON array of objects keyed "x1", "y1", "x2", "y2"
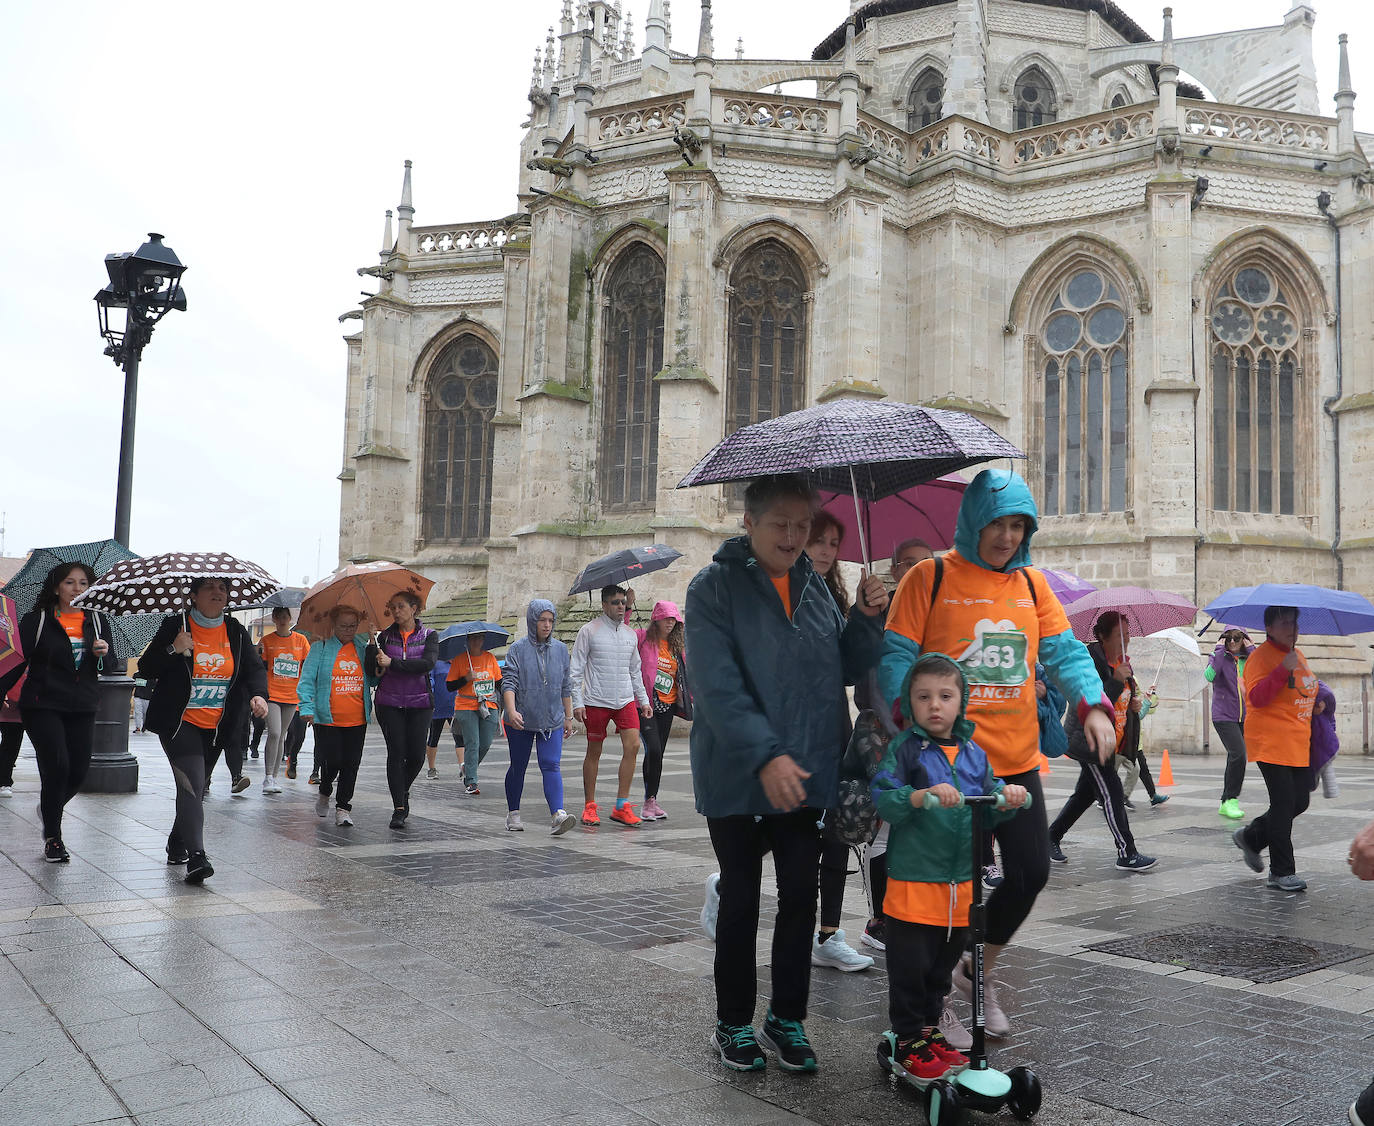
[
  {"x1": 930, "y1": 556, "x2": 944, "y2": 605},
  {"x1": 1018, "y1": 567, "x2": 1038, "y2": 606}
]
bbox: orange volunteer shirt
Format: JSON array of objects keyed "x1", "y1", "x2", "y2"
[
  {"x1": 453, "y1": 651, "x2": 502, "y2": 712},
  {"x1": 883, "y1": 744, "x2": 973, "y2": 927},
  {"x1": 328, "y1": 647, "x2": 367, "y2": 727},
  {"x1": 887, "y1": 553, "x2": 1070, "y2": 776},
  {"x1": 58, "y1": 610, "x2": 86, "y2": 668},
  {"x1": 771, "y1": 573, "x2": 792, "y2": 619},
  {"x1": 185, "y1": 620, "x2": 235, "y2": 729},
  {"x1": 654, "y1": 640, "x2": 679, "y2": 706},
  {"x1": 1242, "y1": 640, "x2": 1317, "y2": 767},
  {"x1": 262, "y1": 632, "x2": 311, "y2": 704}
]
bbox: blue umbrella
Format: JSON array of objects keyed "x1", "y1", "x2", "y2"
[
  {"x1": 438, "y1": 621, "x2": 511, "y2": 660},
  {"x1": 1202, "y1": 584, "x2": 1374, "y2": 636}
]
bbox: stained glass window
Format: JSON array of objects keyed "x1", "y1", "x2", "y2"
[{"x1": 728, "y1": 240, "x2": 807, "y2": 436}]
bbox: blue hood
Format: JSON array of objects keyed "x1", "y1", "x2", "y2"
[
  {"x1": 952, "y1": 469, "x2": 1040, "y2": 572},
  {"x1": 525, "y1": 599, "x2": 557, "y2": 641}
]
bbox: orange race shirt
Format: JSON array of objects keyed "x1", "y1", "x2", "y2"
[
  {"x1": 453, "y1": 651, "x2": 502, "y2": 712},
  {"x1": 184, "y1": 621, "x2": 234, "y2": 730},
  {"x1": 1109, "y1": 662, "x2": 1133, "y2": 743},
  {"x1": 261, "y1": 632, "x2": 311, "y2": 704},
  {"x1": 770, "y1": 573, "x2": 792, "y2": 620},
  {"x1": 328, "y1": 647, "x2": 366, "y2": 727},
  {"x1": 654, "y1": 640, "x2": 679, "y2": 706},
  {"x1": 58, "y1": 610, "x2": 86, "y2": 669},
  {"x1": 886, "y1": 552, "x2": 1070, "y2": 776},
  {"x1": 1242, "y1": 640, "x2": 1317, "y2": 767},
  {"x1": 883, "y1": 744, "x2": 973, "y2": 927}
]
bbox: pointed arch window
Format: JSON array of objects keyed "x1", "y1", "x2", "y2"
[
  {"x1": 728, "y1": 240, "x2": 808, "y2": 439},
  {"x1": 1039, "y1": 267, "x2": 1130, "y2": 515},
  {"x1": 1210, "y1": 264, "x2": 1301, "y2": 515},
  {"x1": 600, "y1": 244, "x2": 666, "y2": 512},
  {"x1": 423, "y1": 335, "x2": 498, "y2": 543},
  {"x1": 907, "y1": 67, "x2": 945, "y2": 131},
  {"x1": 1109, "y1": 90, "x2": 1128, "y2": 109},
  {"x1": 1014, "y1": 66, "x2": 1057, "y2": 129}
]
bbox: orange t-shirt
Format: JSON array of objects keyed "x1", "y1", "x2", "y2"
[
  {"x1": 771, "y1": 573, "x2": 792, "y2": 619},
  {"x1": 1243, "y1": 640, "x2": 1317, "y2": 767},
  {"x1": 654, "y1": 640, "x2": 679, "y2": 706},
  {"x1": 184, "y1": 620, "x2": 234, "y2": 730},
  {"x1": 328, "y1": 646, "x2": 366, "y2": 727},
  {"x1": 453, "y1": 651, "x2": 502, "y2": 711},
  {"x1": 261, "y1": 631, "x2": 311, "y2": 704},
  {"x1": 1109, "y1": 663, "x2": 1133, "y2": 743},
  {"x1": 883, "y1": 744, "x2": 973, "y2": 927},
  {"x1": 886, "y1": 553, "x2": 1069, "y2": 776},
  {"x1": 58, "y1": 610, "x2": 86, "y2": 669}
]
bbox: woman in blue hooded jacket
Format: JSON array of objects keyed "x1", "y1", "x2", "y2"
[
  {"x1": 501, "y1": 599, "x2": 577, "y2": 836},
  {"x1": 881, "y1": 469, "x2": 1115, "y2": 1040}
]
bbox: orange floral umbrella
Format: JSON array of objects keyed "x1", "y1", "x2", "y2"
[{"x1": 297, "y1": 562, "x2": 434, "y2": 638}]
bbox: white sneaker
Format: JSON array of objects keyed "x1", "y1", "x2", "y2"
[
  {"x1": 315, "y1": 794, "x2": 329, "y2": 818},
  {"x1": 0, "y1": 785, "x2": 12, "y2": 798},
  {"x1": 550, "y1": 809, "x2": 577, "y2": 836},
  {"x1": 810, "y1": 929, "x2": 874, "y2": 972},
  {"x1": 335, "y1": 808, "x2": 353, "y2": 826},
  {"x1": 263, "y1": 778, "x2": 282, "y2": 794},
  {"x1": 938, "y1": 1000, "x2": 973, "y2": 1051},
  {"x1": 953, "y1": 959, "x2": 1010, "y2": 1037},
  {"x1": 700, "y1": 873, "x2": 720, "y2": 941},
  {"x1": 506, "y1": 811, "x2": 524, "y2": 832}
]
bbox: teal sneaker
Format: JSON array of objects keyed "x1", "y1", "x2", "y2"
[
  {"x1": 712, "y1": 1022, "x2": 765, "y2": 1071},
  {"x1": 760, "y1": 1010, "x2": 818, "y2": 1072}
]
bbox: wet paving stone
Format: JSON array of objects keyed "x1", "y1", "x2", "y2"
[
  {"x1": 496, "y1": 882, "x2": 724, "y2": 950},
  {"x1": 1086, "y1": 921, "x2": 1368, "y2": 982},
  {"x1": 351, "y1": 843, "x2": 643, "y2": 885}
]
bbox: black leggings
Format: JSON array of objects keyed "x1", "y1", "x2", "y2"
[
  {"x1": 887, "y1": 918, "x2": 968, "y2": 1038},
  {"x1": 285, "y1": 713, "x2": 309, "y2": 768},
  {"x1": 0, "y1": 721, "x2": 23, "y2": 787},
  {"x1": 160, "y1": 724, "x2": 215, "y2": 855},
  {"x1": 376, "y1": 704, "x2": 432, "y2": 810},
  {"x1": 1243, "y1": 761, "x2": 1311, "y2": 878},
  {"x1": 1049, "y1": 755, "x2": 1137, "y2": 860},
  {"x1": 818, "y1": 827, "x2": 853, "y2": 931},
  {"x1": 316, "y1": 724, "x2": 366, "y2": 811},
  {"x1": 639, "y1": 706, "x2": 673, "y2": 799},
  {"x1": 984, "y1": 768, "x2": 1050, "y2": 947},
  {"x1": 427, "y1": 716, "x2": 462, "y2": 747},
  {"x1": 1213, "y1": 720, "x2": 1248, "y2": 802},
  {"x1": 23, "y1": 708, "x2": 94, "y2": 840}
]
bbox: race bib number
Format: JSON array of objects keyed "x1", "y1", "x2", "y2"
[
  {"x1": 189, "y1": 679, "x2": 229, "y2": 709},
  {"x1": 956, "y1": 620, "x2": 1030, "y2": 688},
  {"x1": 474, "y1": 676, "x2": 497, "y2": 701},
  {"x1": 654, "y1": 669, "x2": 675, "y2": 695},
  {"x1": 71, "y1": 639, "x2": 86, "y2": 669},
  {"x1": 273, "y1": 655, "x2": 301, "y2": 679}
]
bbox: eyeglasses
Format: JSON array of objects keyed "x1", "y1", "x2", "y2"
[{"x1": 606, "y1": 600, "x2": 627, "y2": 607}]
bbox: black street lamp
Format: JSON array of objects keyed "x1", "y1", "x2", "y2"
[{"x1": 86, "y1": 233, "x2": 188, "y2": 793}]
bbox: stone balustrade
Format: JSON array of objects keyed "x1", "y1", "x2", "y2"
[
  {"x1": 1009, "y1": 104, "x2": 1157, "y2": 165},
  {"x1": 715, "y1": 89, "x2": 834, "y2": 136},
  {"x1": 593, "y1": 95, "x2": 688, "y2": 143},
  {"x1": 1179, "y1": 99, "x2": 1336, "y2": 153},
  {"x1": 413, "y1": 224, "x2": 511, "y2": 255},
  {"x1": 856, "y1": 112, "x2": 907, "y2": 166}
]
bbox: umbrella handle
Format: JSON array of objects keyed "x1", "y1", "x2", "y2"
[
  {"x1": 1152, "y1": 650, "x2": 1167, "y2": 689},
  {"x1": 847, "y1": 466, "x2": 872, "y2": 574}
]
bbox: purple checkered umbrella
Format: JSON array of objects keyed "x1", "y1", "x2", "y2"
[
  {"x1": 1065, "y1": 586, "x2": 1199, "y2": 643},
  {"x1": 73, "y1": 551, "x2": 281, "y2": 616},
  {"x1": 1039, "y1": 568, "x2": 1097, "y2": 606}
]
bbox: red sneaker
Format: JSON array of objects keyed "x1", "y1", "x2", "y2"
[
  {"x1": 927, "y1": 1028, "x2": 970, "y2": 1072},
  {"x1": 896, "y1": 1036, "x2": 950, "y2": 1082},
  {"x1": 581, "y1": 801, "x2": 600, "y2": 827},
  {"x1": 610, "y1": 803, "x2": 641, "y2": 826}
]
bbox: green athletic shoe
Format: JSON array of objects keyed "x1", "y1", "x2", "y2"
[
  {"x1": 1218, "y1": 799, "x2": 1245, "y2": 820},
  {"x1": 760, "y1": 1010, "x2": 818, "y2": 1072}
]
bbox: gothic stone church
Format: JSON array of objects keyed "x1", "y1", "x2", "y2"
[{"x1": 338, "y1": 0, "x2": 1373, "y2": 688}]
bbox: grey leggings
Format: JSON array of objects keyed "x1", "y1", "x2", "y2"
[
  {"x1": 161, "y1": 724, "x2": 215, "y2": 854},
  {"x1": 263, "y1": 702, "x2": 296, "y2": 779}
]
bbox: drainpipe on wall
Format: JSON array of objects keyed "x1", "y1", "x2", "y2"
[{"x1": 1318, "y1": 190, "x2": 1343, "y2": 590}]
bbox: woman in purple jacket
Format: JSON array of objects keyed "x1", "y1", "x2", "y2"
[
  {"x1": 1205, "y1": 629, "x2": 1253, "y2": 821},
  {"x1": 366, "y1": 591, "x2": 438, "y2": 829}
]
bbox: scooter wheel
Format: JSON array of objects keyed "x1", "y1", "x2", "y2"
[
  {"x1": 1007, "y1": 1065, "x2": 1042, "y2": 1120},
  {"x1": 924, "y1": 1079, "x2": 964, "y2": 1126},
  {"x1": 875, "y1": 1034, "x2": 894, "y2": 1071}
]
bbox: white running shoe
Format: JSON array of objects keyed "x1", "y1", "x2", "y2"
[
  {"x1": 701, "y1": 873, "x2": 721, "y2": 941},
  {"x1": 263, "y1": 778, "x2": 282, "y2": 794},
  {"x1": 506, "y1": 811, "x2": 524, "y2": 832},
  {"x1": 0, "y1": 785, "x2": 12, "y2": 798},
  {"x1": 953, "y1": 959, "x2": 1010, "y2": 1038},
  {"x1": 335, "y1": 808, "x2": 353, "y2": 826},
  {"x1": 810, "y1": 929, "x2": 874, "y2": 972},
  {"x1": 938, "y1": 1000, "x2": 973, "y2": 1051},
  {"x1": 550, "y1": 809, "x2": 577, "y2": 836}
]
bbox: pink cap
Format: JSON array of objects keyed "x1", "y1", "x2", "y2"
[{"x1": 651, "y1": 600, "x2": 682, "y2": 623}]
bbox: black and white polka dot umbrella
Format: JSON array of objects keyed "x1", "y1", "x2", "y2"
[{"x1": 72, "y1": 551, "x2": 281, "y2": 616}]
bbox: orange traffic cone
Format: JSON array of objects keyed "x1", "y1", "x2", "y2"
[
  {"x1": 1039, "y1": 753, "x2": 1051, "y2": 776},
  {"x1": 1158, "y1": 749, "x2": 1175, "y2": 787}
]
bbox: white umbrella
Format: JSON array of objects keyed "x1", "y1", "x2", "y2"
[{"x1": 1131, "y1": 627, "x2": 1205, "y2": 699}]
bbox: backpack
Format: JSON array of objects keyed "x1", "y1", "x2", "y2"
[{"x1": 832, "y1": 708, "x2": 891, "y2": 847}]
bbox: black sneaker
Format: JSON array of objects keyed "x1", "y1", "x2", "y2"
[
  {"x1": 1049, "y1": 840, "x2": 1067, "y2": 864},
  {"x1": 44, "y1": 838, "x2": 70, "y2": 864},
  {"x1": 1115, "y1": 853, "x2": 1158, "y2": 872},
  {"x1": 712, "y1": 1022, "x2": 765, "y2": 1071},
  {"x1": 185, "y1": 852, "x2": 214, "y2": 884},
  {"x1": 1350, "y1": 1075, "x2": 1374, "y2": 1126},
  {"x1": 166, "y1": 846, "x2": 190, "y2": 866},
  {"x1": 1233, "y1": 828, "x2": 1264, "y2": 872},
  {"x1": 285, "y1": 762, "x2": 297, "y2": 780},
  {"x1": 389, "y1": 809, "x2": 407, "y2": 829},
  {"x1": 250, "y1": 749, "x2": 260, "y2": 759},
  {"x1": 308, "y1": 770, "x2": 319, "y2": 786},
  {"x1": 760, "y1": 1010, "x2": 817, "y2": 1072}
]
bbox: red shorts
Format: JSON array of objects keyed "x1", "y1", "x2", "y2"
[{"x1": 584, "y1": 701, "x2": 640, "y2": 741}]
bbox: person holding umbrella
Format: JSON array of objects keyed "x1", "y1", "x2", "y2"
[
  {"x1": 138, "y1": 577, "x2": 269, "y2": 882},
  {"x1": 1232, "y1": 605, "x2": 1318, "y2": 892},
  {"x1": 367, "y1": 591, "x2": 438, "y2": 829},
  {"x1": 688, "y1": 474, "x2": 889, "y2": 1073},
  {"x1": 0, "y1": 563, "x2": 113, "y2": 862},
  {"x1": 298, "y1": 605, "x2": 376, "y2": 825},
  {"x1": 1205, "y1": 628, "x2": 1253, "y2": 820},
  {"x1": 444, "y1": 628, "x2": 503, "y2": 798},
  {"x1": 424, "y1": 655, "x2": 462, "y2": 780},
  {"x1": 628, "y1": 594, "x2": 690, "y2": 822}
]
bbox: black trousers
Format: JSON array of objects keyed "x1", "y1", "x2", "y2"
[
  {"x1": 984, "y1": 768, "x2": 1049, "y2": 946},
  {"x1": 1050, "y1": 755, "x2": 1137, "y2": 860},
  {"x1": 886, "y1": 917, "x2": 968, "y2": 1039},
  {"x1": 204, "y1": 734, "x2": 243, "y2": 784},
  {"x1": 707, "y1": 809, "x2": 822, "y2": 1025},
  {"x1": 376, "y1": 704, "x2": 432, "y2": 810},
  {"x1": 0, "y1": 720, "x2": 23, "y2": 787},
  {"x1": 23, "y1": 708, "x2": 94, "y2": 840},
  {"x1": 285, "y1": 713, "x2": 310, "y2": 768},
  {"x1": 249, "y1": 712, "x2": 266, "y2": 752},
  {"x1": 639, "y1": 706, "x2": 674, "y2": 799},
  {"x1": 818, "y1": 827, "x2": 852, "y2": 931},
  {"x1": 315, "y1": 724, "x2": 366, "y2": 811},
  {"x1": 1242, "y1": 761, "x2": 1310, "y2": 878},
  {"x1": 160, "y1": 724, "x2": 215, "y2": 855},
  {"x1": 1213, "y1": 720, "x2": 1248, "y2": 802}
]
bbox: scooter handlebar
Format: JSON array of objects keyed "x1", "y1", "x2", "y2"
[{"x1": 920, "y1": 791, "x2": 1034, "y2": 811}]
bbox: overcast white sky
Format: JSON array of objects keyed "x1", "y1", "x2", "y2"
[{"x1": 1, "y1": 1, "x2": 1368, "y2": 588}]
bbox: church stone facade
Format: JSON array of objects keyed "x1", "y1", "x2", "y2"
[{"x1": 338, "y1": 0, "x2": 1374, "y2": 743}]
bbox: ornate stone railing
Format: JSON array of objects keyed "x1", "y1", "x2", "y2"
[
  {"x1": 909, "y1": 121, "x2": 951, "y2": 166},
  {"x1": 1009, "y1": 103, "x2": 1157, "y2": 165},
  {"x1": 593, "y1": 94, "x2": 688, "y2": 142},
  {"x1": 716, "y1": 89, "x2": 833, "y2": 136},
  {"x1": 413, "y1": 224, "x2": 511, "y2": 254},
  {"x1": 856, "y1": 111, "x2": 906, "y2": 166},
  {"x1": 1179, "y1": 99, "x2": 1335, "y2": 152}
]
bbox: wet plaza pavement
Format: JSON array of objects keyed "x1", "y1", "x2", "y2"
[{"x1": 2, "y1": 729, "x2": 1373, "y2": 1126}]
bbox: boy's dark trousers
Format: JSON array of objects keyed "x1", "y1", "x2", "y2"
[{"x1": 886, "y1": 915, "x2": 968, "y2": 1040}]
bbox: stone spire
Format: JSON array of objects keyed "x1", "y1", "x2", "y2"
[
  {"x1": 1335, "y1": 33, "x2": 1357, "y2": 152},
  {"x1": 544, "y1": 27, "x2": 556, "y2": 84},
  {"x1": 621, "y1": 9, "x2": 634, "y2": 60},
  {"x1": 735, "y1": 36, "x2": 744, "y2": 60},
  {"x1": 696, "y1": 0, "x2": 712, "y2": 59},
  {"x1": 644, "y1": 0, "x2": 669, "y2": 77},
  {"x1": 531, "y1": 46, "x2": 544, "y2": 89},
  {"x1": 942, "y1": 0, "x2": 989, "y2": 123},
  {"x1": 838, "y1": 18, "x2": 860, "y2": 133},
  {"x1": 1157, "y1": 6, "x2": 1180, "y2": 135},
  {"x1": 395, "y1": 160, "x2": 414, "y2": 256},
  {"x1": 665, "y1": 0, "x2": 672, "y2": 45},
  {"x1": 379, "y1": 209, "x2": 393, "y2": 260}
]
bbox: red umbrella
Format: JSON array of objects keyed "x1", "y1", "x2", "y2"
[
  {"x1": 817, "y1": 475, "x2": 966, "y2": 565},
  {"x1": 1065, "y1": 586, "x2": 1199, "y2": 642}
]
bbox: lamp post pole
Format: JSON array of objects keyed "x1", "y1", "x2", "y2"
[{"x1": 113, "y1": 350, "x2": 140, "y2": 549}]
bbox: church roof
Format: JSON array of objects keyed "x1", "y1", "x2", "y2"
[{"x1": 812, "y1": 0, "x2": 1151, "y2": 61}]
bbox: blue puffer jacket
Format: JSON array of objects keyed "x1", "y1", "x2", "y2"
[
  {"x1": 500, "y1": 599, "x2": 572, "y2": 734},
  {"x1": 686, "y1": 535, "x2": 883, "y2": 818}
]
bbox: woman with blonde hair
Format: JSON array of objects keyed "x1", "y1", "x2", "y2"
[{"x1": 630, "y1": 596, "x2": 691, "y2": 821}]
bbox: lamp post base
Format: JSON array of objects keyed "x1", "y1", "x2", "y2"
[{"x1": 85, "y1": 671, "x2": 139, "y2": 794}]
